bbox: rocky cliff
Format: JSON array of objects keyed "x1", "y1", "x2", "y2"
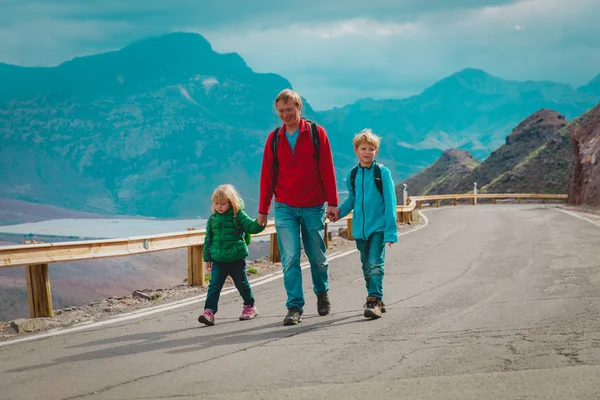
[
  {"x1": 568, "y1": 103, "x2": 600, "y2": 207},
  {"x1": 401, "y1": 109, "x2": 571, "y2": 196},
  {"x1": 398, "y1": 149, "x2": 480, "y2": 197},
  {"x1": 471, "y1": 109, "x2": 570, "y2": 194}
]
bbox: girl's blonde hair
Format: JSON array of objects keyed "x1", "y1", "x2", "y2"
[{"x1": 211, "y1": 184, "x2": 243, "y2": 215}]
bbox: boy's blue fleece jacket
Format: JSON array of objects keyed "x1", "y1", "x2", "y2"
[{"x1": 338, "y1": 162, "x2": 398, "y2": 243}]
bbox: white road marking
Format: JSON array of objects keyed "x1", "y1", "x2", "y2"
[{"x1": 555, "y1": 208, "x2": 600, "y2": 229}]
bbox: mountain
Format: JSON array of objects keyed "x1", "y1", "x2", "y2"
[
  {"x1": 455, "y1": 109, "x2": 570, "y2": 193},
  {"x1": 568, "y1": 103, "x2": 600, "y2": 207},
  {"x1": 318, "y1": 69, "x2": 599, "y2": 181},
  {"x1": 578, "y1": 74, "x2": 600, "y2": 97},
  {"x1": 399, "y1": 109, "x2": 573, "y2": 196},
  {"x1": 2, "y1": 33, "x2": 600, "y2": 219},
  {"x1": 1, "y1": 32, "x2": 317, "y2": 218},
  {"x1": 398, "y1": 150, "x2": 480, "y2": 197}
]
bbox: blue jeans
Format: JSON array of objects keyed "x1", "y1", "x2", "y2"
[
  {"x1": 355, "y1": 231, "x2": 386, "y2": 299},
  {"x1": 274, "y1": 202, "x2": 329, "y2": 311},
  {"x1": 204, "y1": 259, "x2": 254, "y2": 314}
]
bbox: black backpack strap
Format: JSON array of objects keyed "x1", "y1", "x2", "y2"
[
  {"x1": 271, "y1": 128, "x2": 280, "y2": 159},
  {"x1": 305, "y1": 119, "x2": 320, "y2": 161},
  {"x1": 271, "y1": 128, "x2": 281, "y2": 194},
  {"x1": 373, "y1": 163, "x2": 383, "y2": 196},
  {"x1": 232, "y1": 214, "x2": 244, "y2": 237},
  {"x1": 349, "y1": 165, "x2": 359, "y2": 196},
  {"x1": 208, "y1": 214, "x2": 216, "y2": 242}
]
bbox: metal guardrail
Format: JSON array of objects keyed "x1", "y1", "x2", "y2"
[
  {"x1": 0, "y1": 193, "x2": 566, "y2": 318},
  {"x1": 0, "y1": 205, "x2": 418, "y2": 269},
  {"x1": 410, "y1": 193, "x2": 567, "y2": 208}
]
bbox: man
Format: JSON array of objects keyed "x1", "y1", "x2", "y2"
[{"x1": 257, "y1": 89, "x2": 338, "y2": 326}]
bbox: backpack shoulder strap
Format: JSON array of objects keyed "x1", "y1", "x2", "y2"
[
  {"x1": 305, "y1": 119, "x2": 320, "y2": 160},
  {"x1": 349, "y1": 165, "x2": 359, "y2": 195},
  {"x1": 271, "y1": 128, "x2": 281, "y2": 160},
  {"x1": 209, "y1": 213, "x2": 216, "y2": 239},
  {"x1": 271, "y1": 128, "x2": 281, "y2": 194},
  {"x1": 373, "y1": 163, "x2": 384, "y2": 196},
  {"x1": 232, "y1": 213, "x2": 241, "y2": 232},
  {"x1": 232, "y1": 213, "x2": 250, "y2": 244}
]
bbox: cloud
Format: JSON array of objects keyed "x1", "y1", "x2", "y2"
[
  {"x1": 199, "y1": 0, "x2": 600, "y2": 108},
  {"x1": 296, "y1": 19, "x2": 422, "y2": 39},
  {"x1": 3, "y1": 0, "x2": 520, "y2": 28},
  {"x1": 0, "y1": 0, "x2": 521, "y2": 66},
  {"x1": 0, "y1": 0, "x2": 599, "y2": 109}
]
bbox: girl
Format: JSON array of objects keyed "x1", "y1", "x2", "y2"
[{"x1": 198, "y1": 184, "x2": 266, "y2": 326}]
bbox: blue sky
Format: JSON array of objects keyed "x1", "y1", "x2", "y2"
[{"x1": 1, "y1": 0, "x2": 599, "y2": 110}]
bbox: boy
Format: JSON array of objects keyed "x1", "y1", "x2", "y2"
[{"x1": 333, "y1": 129, "x2": 398, "y2": 319}]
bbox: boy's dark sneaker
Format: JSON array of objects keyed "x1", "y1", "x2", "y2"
[
  {"x1": 283, "y1": 307, "x2": 303, "y2": 325},
  {"x1": 363, "y1": 296, "x2": 382, "y2": 319},
  {"x1": 380, "y1": 300, "x2": 386, "y2": 313},
  {"x1": 316, "y1": 292, "x2": 331, "y2": 316}
]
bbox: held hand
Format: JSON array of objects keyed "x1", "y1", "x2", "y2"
[
  {"x1": 386, "y1": 242, "x2": 393, "y2": 248},
  {"x1": 205, "y1": 261, "x2": 212, "y2": 272},
  {"x1": 326, "y1": 206, "x2": 338, "y2": 222},
  {"x1": 257, "y1": 213, "x2": 268, "y2": 226}
]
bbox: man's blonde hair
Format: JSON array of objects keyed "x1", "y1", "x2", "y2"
[
  {"x1": 211, "y1": 184, "x2": 243, "y2": 215},
  {"x1": 353, "y1": 128, "x2": 381, "y2": 149},
  {"x1": 275, "y1": 89, "x2": 302, "y2": 109}
]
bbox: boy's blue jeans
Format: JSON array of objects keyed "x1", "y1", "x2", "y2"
[
  {"x1": 204, "y1": 259, "x2": 254, "y2": 313},
  {"x1": 355, "y1": 231, "x2": 386, "y2": 299},
  {"x1": 274, "y1": 202, "x2": 329, "y2": 312}
]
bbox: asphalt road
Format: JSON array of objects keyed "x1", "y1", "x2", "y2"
[{"x1": 1, "y1": 204, "x2": 599, "y2": 400}]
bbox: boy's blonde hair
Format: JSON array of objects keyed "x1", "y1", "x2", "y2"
[
  {"x1": 275, "y1": 89, "x2": 303, "y2": 109},
  {"x1": 211, "y1": 184, "x2": 243, "y2": 215},
  {"x1": 353, "y1": 128, "x2": 381, "y2": 149}
]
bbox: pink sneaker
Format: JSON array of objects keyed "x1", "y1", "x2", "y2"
[
  {"x1": 239, "y1": 305, "x2": 258, "y2": 320},
  {"x1": 198, "y1": 309, "x2": 215, "y2": 326}
]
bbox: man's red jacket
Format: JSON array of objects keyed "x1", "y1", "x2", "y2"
[{"x1": 259, "y1": 118, "x2": 338, "y2": 215}]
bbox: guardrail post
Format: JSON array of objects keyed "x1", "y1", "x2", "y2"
[
  {"x1": 270, "y1": 233, "x2": 281, "y2": 263},
  {"x1": 453, "y1": 198, "x2": 457, "y2": 206},
  {"x1": 517, "y1": 197, "x2": 521, "y2": 204},
  {"x1": 492, "y1": 198, "x2": 497, "y2": 204},
  {"x1": 417, "y1": 201, "x2": 422, "y2": 209},
  {"x1": 435, "y1": 199, "x2": 441, "y2": 208},
  {"x1": 397, "y1": 211, "x2": 413, "y2": 224},
  {"x1": 186, "y1": 228, "x2": 204, "y2": 287},
  {"x1": 187, "y1": 244, "x2": 205, "y2": 287},
  {"x1": 347, "y1": 219, "x2": 354, "y2": 240},
  {"x1": 23, "y1": 240, "x2": 54, "y2": 318}
]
